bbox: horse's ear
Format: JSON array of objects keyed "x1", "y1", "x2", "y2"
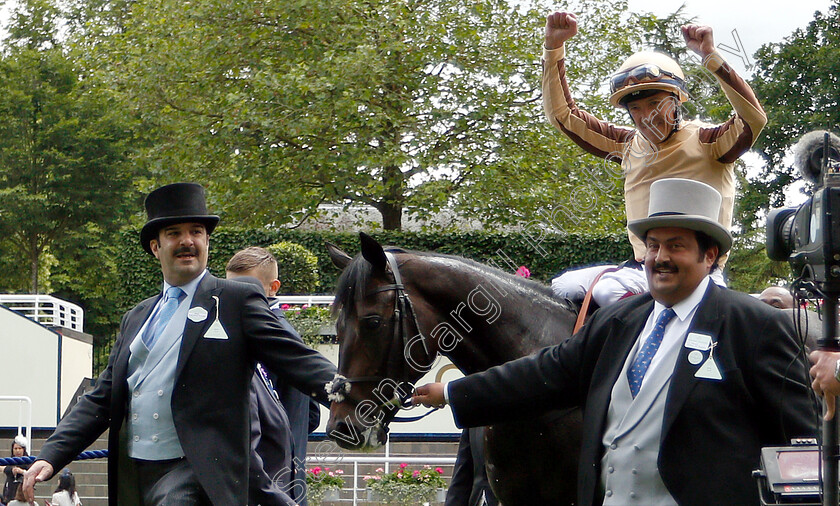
[
  {"x1": 359, "y1": 232, "x2": 387, "y2": 272},
  {"x1": 326, "y1": 242, "x2": 353, "y2": 270}
]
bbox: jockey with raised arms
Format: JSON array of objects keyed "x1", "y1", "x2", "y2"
[{"x1": 546, "y1": 10, "x2": 767, "y2": 306}]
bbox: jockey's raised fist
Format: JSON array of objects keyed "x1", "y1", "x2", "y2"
[
  {"x1": 681, "y1": 24, "x2": 715, "y2": 57},
  {"x1": 545, "y1": 11, "x2": 578, "y2": 50}
]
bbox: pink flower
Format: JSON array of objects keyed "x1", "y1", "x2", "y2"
[
  {"x1": 399, "y1": 462, "x2": 408, "y2": 469},
  {"x1": 435, "y1": 467, "x2": 443, "y2": 474},
  {"x1": 335, "y1": 469, "x2": 344, "y2": 475},
  {"x1": 281, "y1": 304, "x2": 291, "y2": 310},
  {"x1": 376, "y1": 468, "x2": 384, "y2": 473},
  {"x1": 312, "y1": 467, "x2": 321, "y2": 475},
  {"x1": 302, "y1": 304, "x2": 310, "y2": 309},
  {"x1": 515, "y1": 266, "x2": 531, "y2": 278},
  {"x1": 413, "y1": 470, "x2": 420, "y2": 478}
]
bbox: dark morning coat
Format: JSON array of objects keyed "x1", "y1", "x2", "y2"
[
  {"x1": 444, "y1": 427, "x2": 498, "y2": 506},
  {"x1": 447, "y1": 282, "x2": 818, "y2": 506},
  {"x1": 270, "y1": 308, "x2": 322, "y2": 506},
  {"x1": 249, "y1": 368, "x2": 297, "y2": 506},
  {"x1": 36, "y1": 273, "x2": 337, "y2": 505}
]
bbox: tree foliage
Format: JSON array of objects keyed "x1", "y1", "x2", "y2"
[
  {"x1": 64, "y1": 0, "x2": 671, "y2": 233},
  {"x1": 0, "y1": 0, "x2": 138, "y2": 295},
  {"x1": 733, "y1": 1, "x2": 840, "y2": 287}
]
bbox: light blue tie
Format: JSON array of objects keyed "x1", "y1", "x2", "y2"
[
  {"x1": 627, "y1": 307, "x2": 677, "y2": 398},
  {"x1": 142, "y1": 286, "x2": 185, "y2": 349}
]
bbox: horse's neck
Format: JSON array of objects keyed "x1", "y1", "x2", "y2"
[
  {"x1": 411, "y1": 256, "x2": 576, "y2": 375},
  {"x1": 447, "y1": 302, "x2": 573, "y2": 374}
]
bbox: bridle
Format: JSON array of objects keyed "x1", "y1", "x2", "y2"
[{"x1": 326, "y1": 251, "x2": 438, "y2": 423}]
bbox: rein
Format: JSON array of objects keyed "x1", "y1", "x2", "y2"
[{"x1": 327, "y1": 251, "x2": 438, "y2": 423}]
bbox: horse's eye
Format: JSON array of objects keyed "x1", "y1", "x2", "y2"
[{"x1": 362, "y1": 316, "x2": 383, "y2": 330}]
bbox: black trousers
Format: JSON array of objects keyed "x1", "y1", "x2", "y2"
[{"x1": 134, "y1": 457, "x2": 212, "y2": 506}]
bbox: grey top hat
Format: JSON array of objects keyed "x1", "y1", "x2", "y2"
[
  {"x1": 627, "y1": 178, "x2": 733, "y2": 253},
  {"x1": 140, "y1": 183, "x2": 220, "y2": 255}
]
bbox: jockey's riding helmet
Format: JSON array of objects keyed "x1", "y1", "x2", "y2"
[{"x1": 609, "y1": 51, "x2": 689, "y2": 108}]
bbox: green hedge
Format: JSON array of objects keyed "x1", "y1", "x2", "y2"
[
  {"x1": 98, "y1": 228, "x2": 630, "y2": 374},
  {"x1": 266, "y1": 241, "x2": 320, "y2": 294},
  {"x1": 116, "y1": 227, "x2": 631, "y2": 306}
]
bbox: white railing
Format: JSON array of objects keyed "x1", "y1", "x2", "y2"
[
  {"x1": 306, "y1": 454, "x2": 457, "y2": 505},
  {"x1": 0, "y1": 294, "x2": 84, "y2": 332},
  {"x1": 0, "y1": 396, "x2": 32, "y2": 452},
  {"x1": 275, "y1": 295, "x2": 335, "y2": 306}
]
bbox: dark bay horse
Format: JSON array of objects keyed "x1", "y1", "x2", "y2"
[{"x1": 325, "y1": 233, "x2": 581, "y2": 505}]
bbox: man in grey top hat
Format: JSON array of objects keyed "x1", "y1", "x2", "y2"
[
  {"x1": 24, "y1": 182, "x2": 338, "y2": 505},
  {"x1": 414, "y1": 178, "x2": 817, "y2": 506}
]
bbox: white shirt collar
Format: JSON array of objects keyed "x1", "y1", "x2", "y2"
[
  {"x1": 162, "y1": 269, "x2": 208, "y2": 298},
  {"x1": 652, "y1": 275, "x2": 711, "y2": 323}
]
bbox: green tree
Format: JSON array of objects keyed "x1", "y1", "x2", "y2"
[
  {"x1": 731, "y1": 1, "x2": 840, "y2": 288},
  {"x1": 0, "y1": 0, "x2": 138, "y2": 295},
  {"x1": 66, "y1": 0, "x2": 668, "y2": 233},
  {"x1": 751, "y1": 0, "x2": 840, "y2": 197}
]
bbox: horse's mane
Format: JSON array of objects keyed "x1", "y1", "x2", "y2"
[{"x1": 332, "y1": 247, "x2": 568, "y2": 317}]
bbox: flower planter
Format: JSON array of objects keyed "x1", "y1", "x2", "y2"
[
  {"x1": 306, "y1": 466, "x2": 345, "y2": 505},
  {"x1": 366, "y1": 485, "x2": 445, "y2": 504},
  {"x1": 436, "y1": 488, "x2": 446, "y2": 502},
  {"x1": 364, "y1": 464, "x2": 447, "y2": 504}
]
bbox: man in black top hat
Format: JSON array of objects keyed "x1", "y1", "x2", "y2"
[{"x1": 24, "y1": 182, "x2": 338, "y2": 505}]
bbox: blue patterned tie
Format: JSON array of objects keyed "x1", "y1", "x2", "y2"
[
  {"x1": 142, "y1": 286, "x2": 185, "y2": 349},
  {"x1": 627, "y1": 307, "x2": 677, "y2": 398}
]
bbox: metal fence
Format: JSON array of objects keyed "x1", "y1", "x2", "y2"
[
  {"x1": 0, "y1": 294, "x2": 84, "y2": 332},
  {"x1": 0, "y1": 396, "x2": 32, "y2": 450},
  {"x1": 275, "y1": 295, "x2": 335, "y2": 306}
]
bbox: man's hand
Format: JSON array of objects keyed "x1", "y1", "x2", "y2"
[
  {"x1": 412, "y1": 383, "x2": 446, "y2": 408},
  {"x1": 681, "y1": 24, "x2": 715, "y2": 58},
  {"x1": 809, "y1": 350, "x2": 840, "y2": 420},
  {"x1": 545, "y1": 11, "x2": 578, "y2": 50},
  {"x1": 22, "y1": 460, "x2": 54, "y2": 502}
]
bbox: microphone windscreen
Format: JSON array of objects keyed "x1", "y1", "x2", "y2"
[{"x1": 794, "y1": 130, "x2": 840, "y2": 184}]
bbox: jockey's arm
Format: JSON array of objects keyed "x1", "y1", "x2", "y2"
[
  {"x1": 542, "y1": 43, "x2": 635, "y2": 162},
  {"x1": 697, "y1": 50, "x2": 767, "y2": 163}
]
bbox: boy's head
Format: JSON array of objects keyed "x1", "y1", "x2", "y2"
[{"x1": 225, "y1": 247, "x2": 281, "y2": 297}]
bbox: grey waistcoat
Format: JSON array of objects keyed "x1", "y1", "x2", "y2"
[
  {"x1": 599, "y1": 334, "x2": 683, "y2": 505},
  {"x1": 125, "y1": 301, "x2": 190, "y2": 460}
]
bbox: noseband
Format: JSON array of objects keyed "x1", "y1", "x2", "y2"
[{"x1": 327, "y1": 251, "x2": 438, "y2": 423}]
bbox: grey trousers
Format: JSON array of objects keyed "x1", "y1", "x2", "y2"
[{"x1": 134, "y1": 457, "x2": 212, "y2": 506}]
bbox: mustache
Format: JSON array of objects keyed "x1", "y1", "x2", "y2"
[
  {"x1": 174, "y1": 246, "x2": 198, "y2": 256},
  {"x1": 653, "y1": 262, "x2": 677, "y2": 272}
]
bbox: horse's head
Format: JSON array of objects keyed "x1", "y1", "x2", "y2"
[{"x1": 325, "y1": 233, "x2": 439, "y2": 450}]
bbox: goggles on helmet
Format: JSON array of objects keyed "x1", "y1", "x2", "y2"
[{"x1": 609, "y1": 64, "x2": 685, "y2": 94}]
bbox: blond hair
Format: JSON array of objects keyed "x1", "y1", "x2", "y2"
[{"x1": 226, "y1": 247, "x2": 278, "y2": 280}]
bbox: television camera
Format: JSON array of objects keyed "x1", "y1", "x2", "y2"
[
  {"x1": 767, "y1": 130, "x2": 840, "y2": 291},
  {"x1": 764, "y1": 131, "x2": 840, "y2": 506}
]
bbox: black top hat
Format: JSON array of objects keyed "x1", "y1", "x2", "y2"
[{"x1": 140, "y1": 183, "x2": 220, "y2": 255}]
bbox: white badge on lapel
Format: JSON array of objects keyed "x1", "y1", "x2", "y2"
[
  {"x1": 687, "y1": 350, "x2": 704, "y2": 365},
  {"x1": 694, "y1": 339, "x2": 722, "y2": 380},
  {"x1": 188, "y1": 307, "x2": 208, "y2": 323},
  {"x1": 203, "y1": 295, "x2": 229, "y2": 340},
  {"x1": 685, "y1": 332, "x2": 711, "y2": 351}
]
